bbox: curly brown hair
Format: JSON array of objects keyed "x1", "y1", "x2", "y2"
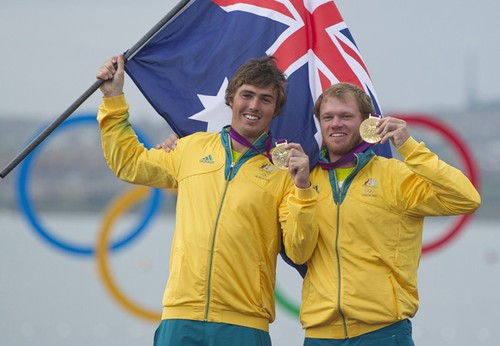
[{"x1": 225, "y1": 56, "x2": 287, "y2": 116}]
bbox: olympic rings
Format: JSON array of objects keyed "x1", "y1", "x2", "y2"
[
  {"x1": 97, "y1": 186, "x2": 162, "y2": 322},
  {"x1": 394, "y1": 114, "x2": 481, "y2": 254},
  {"x1": 16, "y1": 114, "x2": 162, "y2": 255}
]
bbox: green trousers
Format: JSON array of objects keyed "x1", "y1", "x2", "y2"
[
  {"x1": 304, "y1": 319, "x2": 415, "y2": 346},
  {"x1": 154, "y1": 319, "x2": 272, "y2": 346}
]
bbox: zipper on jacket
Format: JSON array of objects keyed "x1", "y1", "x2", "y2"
[
  {"x1": 334, "y1": 178, "x2": 349, "y2": 337},
  {"x1": 333, "y1": 161, "x2": 361, "y2": 338},
  {"x1": 204, "y1": 161, "x2": 235, "y2": 321}
]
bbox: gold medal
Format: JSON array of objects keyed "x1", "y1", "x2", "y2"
[
  {"x1": 359, "y1": 115, "x2": 381, "y2": 144},
  {"x1": 271, "y1": 140, "x2": 288, "y2": 170}
]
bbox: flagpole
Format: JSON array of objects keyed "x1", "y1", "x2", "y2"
[{"x1": 0, "y1": 0, "x2": 193, "y2": 179}]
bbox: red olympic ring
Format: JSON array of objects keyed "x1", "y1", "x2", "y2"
[{"x1": 390, "y1": 113, "x2": 481, "y2": 254}]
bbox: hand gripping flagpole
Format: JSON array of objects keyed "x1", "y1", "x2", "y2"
[{"x1": 0, "y1": 0, "x2": 193, "y2": 179}]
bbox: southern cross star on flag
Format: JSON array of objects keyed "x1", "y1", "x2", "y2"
[{"x1": 125, "y1": 0, "x2": 392, "y2": 164}]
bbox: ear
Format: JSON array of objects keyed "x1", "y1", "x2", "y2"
[{"x1": 272, "y1": 106, "x2": 281, "y2": 118}]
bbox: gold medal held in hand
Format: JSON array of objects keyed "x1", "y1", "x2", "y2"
[
  {"x1": 359, "y1": 114, "x2": 381, "y2": 144},
  {"x1": 272, "y1": 140, "x2": 288, "y2": 170}
]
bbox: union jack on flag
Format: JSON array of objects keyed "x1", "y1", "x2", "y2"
[{"x1": 125, "y1": 0, "x2": 391, "y2": 162}]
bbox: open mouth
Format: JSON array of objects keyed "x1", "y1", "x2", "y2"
[
  {"x1": 243, "y1": 113, "x2": 260, "y2": 121},
  {"x1": 329, "y1": 132, "x2": 346, "y2": 137}
]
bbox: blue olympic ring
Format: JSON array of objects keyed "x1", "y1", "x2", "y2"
[{"x1": 16, "y1": 113, "x2": 162, "y2": 256}]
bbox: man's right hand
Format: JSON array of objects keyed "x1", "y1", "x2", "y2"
[
  {"x1": 285, "y1": 142, "x2": 310, "y2": 189},
  {"x1": 96, "y1": 55, "x2": 125, "y2": 98},
  {"x1": 156, "y1": 133, "x2": 179, "y2": 152}
]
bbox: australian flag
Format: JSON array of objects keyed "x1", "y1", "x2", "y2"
[{"x1": 125, "y1": 0, "x2": 391, "y2": 165}]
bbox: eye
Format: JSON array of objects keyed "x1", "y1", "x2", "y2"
[{"x1": 261, "y1": 97, "x2": 274, "y2": 104}]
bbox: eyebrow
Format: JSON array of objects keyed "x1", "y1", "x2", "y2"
[
  {"x1": 320, "y1": 111, "x2": 354, "y2": 119},
  {"x1": 239, "y1": 87, "x2": 276, "y2": 100}
]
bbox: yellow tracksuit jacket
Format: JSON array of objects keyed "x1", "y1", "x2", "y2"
[
  {"x1": 285, "y1": 137, "x2": 480, "y2": 339},
  {"x1": 97, "y1": 94, "x2": 318, "y2": 332}
]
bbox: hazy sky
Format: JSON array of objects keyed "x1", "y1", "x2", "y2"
[{"x1": 1, "y1": 0, "x2": 499, "y2": 121}]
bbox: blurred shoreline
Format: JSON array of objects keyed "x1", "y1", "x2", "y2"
[{"x1": 0, "y1": 105, "x2": 498, "y2": 219}]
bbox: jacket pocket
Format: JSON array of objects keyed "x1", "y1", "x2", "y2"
[{"x1": 388, "y1": 274, "x2": 402, "y2": 319}]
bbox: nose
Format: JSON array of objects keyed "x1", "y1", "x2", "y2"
[
  {"x1": 248, "y1": 96, "x2": 259, "y2": 110},
  {"x1": 329, "y1": 116, "x2": 342, "y2": 128}
]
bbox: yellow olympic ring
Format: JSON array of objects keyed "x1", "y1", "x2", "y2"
[{"x1": 96, "y1": 186, "x2": 162, "y2": 322}]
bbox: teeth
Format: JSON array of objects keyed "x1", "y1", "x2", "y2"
[
  {"x1": 330, "y1": 133, "x2": 345, "y2": 137},
  {"x1": 244, "y1": 114, "x2": 259, "y2": 120}
]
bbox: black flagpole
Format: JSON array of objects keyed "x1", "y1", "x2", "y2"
[{"x1": 0, "y1": 0, "x2": 193, "y2": 179}]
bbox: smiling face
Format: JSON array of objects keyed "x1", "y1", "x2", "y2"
[
  {"x1": 318, "y1": 95, "x2": 365, "y2": 163},
  {"x1": 229, "y1": 83, "x2": 278, "y2": 145}
]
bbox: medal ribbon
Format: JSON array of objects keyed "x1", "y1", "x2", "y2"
[
  {"x1": 229, "y1": 127, "x2": 273, "y2": 162},
  {"x1": 318, "y1": 141, "x2": 371, "y2": 170}
]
